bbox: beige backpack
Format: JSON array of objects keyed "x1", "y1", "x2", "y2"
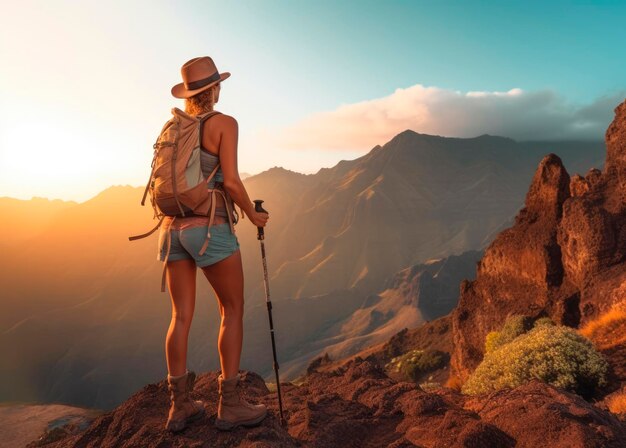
[{"x1": 129, "y1": 107, "x2": 243, "y2": 290}]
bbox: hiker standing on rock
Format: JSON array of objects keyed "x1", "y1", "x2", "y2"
[{"x1": 159, "y1": 56, "x2": 270, "y2": 432}]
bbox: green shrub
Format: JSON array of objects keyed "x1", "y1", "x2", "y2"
[
  {"x1": 485, "y1": 314, "x2": 534, "y2": 353},
  {"x1": 533, "y1": 317, "x2": 555, "y2": 328},
  {"x1": 463, "y1": 324, "x2": 608, "y2": 397},
  {"x1": 385, "y1": 349, "x2": 447, "y2": 381},
  {"x1": 484, "y1": 331, "x2": 501, "y2": 353}
]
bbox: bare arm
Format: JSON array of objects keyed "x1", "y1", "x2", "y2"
[{"x1": 218, "y1": 115, "x2": 267, "y2": 225}]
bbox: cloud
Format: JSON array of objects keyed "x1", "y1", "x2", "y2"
[{"x1": 258, "y1": 84, "x2": 625, "y2": 152}]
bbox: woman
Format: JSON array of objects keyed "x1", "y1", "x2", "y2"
[{"x1": 159, "y1": 56, "x2": 270, "y2": 433}]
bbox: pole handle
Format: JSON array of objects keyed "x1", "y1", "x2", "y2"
[{"x1": 254, "y1": 199, "x2": 267, "y2": 240}]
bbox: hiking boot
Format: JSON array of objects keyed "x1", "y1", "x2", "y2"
[
  {"x1": 214, "y1": 372, "x2": 268, "y2": 431},
  {"x1": 165, "y1": 370, "x2": 205, "y2": 432}
]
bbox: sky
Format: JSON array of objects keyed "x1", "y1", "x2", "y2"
[{"x1": 1, "y1": 0, "x2": 625, "y2": 202}]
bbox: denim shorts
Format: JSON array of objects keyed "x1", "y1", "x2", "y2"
[{"x1": 157, "y1": 222, "x2": 240, "y2": 268}]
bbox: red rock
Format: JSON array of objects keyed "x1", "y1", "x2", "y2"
[
  {"x1": 605, "y1": 100, "x2": 626, "y2": 198},
  {"x1": 31, "y1": 359, "x2": 626, "y2": 448},
  {"x1": 451, "y1": 99, "x2": 626, "y2": 386},
  {"x1": 464, "y1": 379, "x2": 626, "y2": 448}
]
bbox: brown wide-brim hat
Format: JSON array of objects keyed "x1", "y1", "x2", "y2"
[{"x1": 171, "y1": 56, "x2": 231, "y2": 99}]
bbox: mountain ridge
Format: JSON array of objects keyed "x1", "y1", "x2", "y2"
[{"x1": 0, "y1": 130, "x2": 608, "y2": 412}]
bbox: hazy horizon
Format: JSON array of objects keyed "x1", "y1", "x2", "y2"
[{"x1": 0, "y1": 130, "x2": 608, "y2": 203}]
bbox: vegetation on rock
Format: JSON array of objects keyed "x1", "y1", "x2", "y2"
[
  {"x1": 579, "y1": 304, "x2": 626, "y2": 351},
  {"x1": 607, "y1": 390, "x2": 626, "y2": 415},
  {"x1": 484, "y1": 314, "x2": 534, "y2": 353},
  {"x1": 385, "y1": 348, "x2": 447, "y2": 381},
  {"x1": 463, "y1": 316, "x2": 608, "y2": 397}
]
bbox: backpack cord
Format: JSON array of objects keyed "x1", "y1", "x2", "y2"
[
  {"x1": 140, "y1": 150, "x2": 157, "y2": 207},
  {"x1": 170, "y1": 118, "x2": 186, "y2": 217},
  {"x1": 128, "y1": 215, "x2": 165, "y2": 241},
  {"x1": 159, "y1": 216, "x2": 177, "y2": 292},
  {"x1": 142, "y1": 119, "x2": 176, "y2": 207}
]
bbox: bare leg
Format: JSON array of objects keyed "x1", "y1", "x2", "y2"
[
  {"x1": 200, "y1": 248, "x2": 244, "y2": 380},
  {"x1": 208, "y1": 216, "x2": 227, "y2": 319},
  {"x1": 165, "y1": 258, "x2": 197, "y2": 376}
]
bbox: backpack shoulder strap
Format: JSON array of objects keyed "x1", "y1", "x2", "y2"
[
  {"x1": 199, "y1": 110, "x2": 222, "y2": 122},
  {"x1": 198, "y1": 110, "x2": 222, "y2": 150}
]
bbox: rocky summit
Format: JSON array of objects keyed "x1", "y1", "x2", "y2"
[{"x1": 30, "y1": 358, "x2": 626, "y2": 448}]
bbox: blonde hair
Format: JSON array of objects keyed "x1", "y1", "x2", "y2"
[{"x1": 184, "y1": 84, "x2": 218, "y2": 116}]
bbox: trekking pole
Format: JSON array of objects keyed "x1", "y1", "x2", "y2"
[{"x1": 253, "y1": 199, "x2": 287, "y2": 427}]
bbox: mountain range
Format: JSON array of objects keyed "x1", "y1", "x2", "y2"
[{"x1": 0, "y1": 131, "x2": 606, "y2": 411}]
